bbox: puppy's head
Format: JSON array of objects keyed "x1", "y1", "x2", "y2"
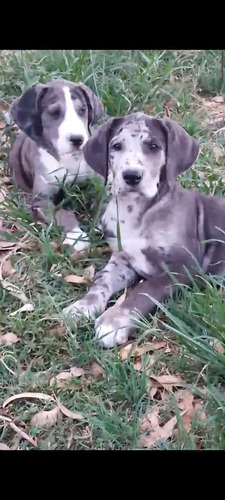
[
  {"x1": 10, "y1": 79, "x2": 104, "y2": 156},
  {"x1": 83, "y1": 112, "x2": 200, "y2": 197}
]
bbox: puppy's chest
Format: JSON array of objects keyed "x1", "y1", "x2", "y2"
[
  {"x1": 100, "y1": 196, "x2": 177, "y2": 277},
  {"x1": 40, "y1": 150, "x2": 93, "y2": 185}
]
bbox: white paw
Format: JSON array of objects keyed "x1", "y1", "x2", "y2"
[
  {"x1": 63, "y1": 298, "x2": 101, "y2": 321},
  {"x1": 94, "y1": 307, "x2": 132, "y2": 348},
  {"x1": 63, "y1": 229, "x2": 90, "y2": 252}
]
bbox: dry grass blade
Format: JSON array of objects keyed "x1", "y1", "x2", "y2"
[
  {"x1": 84, "y1": 264, "x2": 95, "y2": 281},
  {"x1": 9, "y1": 303, "x2": 34, "y2": 316},
  {"x1": 64, "y1": 274, "x2": 88, "y2": 284},
  {"x1": 0, "y1": 414, "x2": 37, "y2": 448}
]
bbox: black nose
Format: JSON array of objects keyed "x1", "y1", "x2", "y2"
[
  {"x1": 122, "y1": 169, "x2": 142, "y2": 186},
  {"x1": 70, "y1": 135, "x2": 84, "y2": 148}
]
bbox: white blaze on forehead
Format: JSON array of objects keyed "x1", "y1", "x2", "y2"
[{"x1": 56, "y1": 86, "x2": 89, "y2": 155}]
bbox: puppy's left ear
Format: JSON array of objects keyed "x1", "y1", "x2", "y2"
[
  {"x1": 76, "y1": 82, "x2": 104, "y2": 125},
  {"x1": 161, "y1": 117, "x2": 200, "y2": 184}
]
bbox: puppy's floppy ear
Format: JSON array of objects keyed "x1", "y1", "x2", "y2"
[
  {"x1": 10, "y1": 83, "x2": 49, "y2": 140},
  {"x1": 76, "y1": 82, "x2": 104, "y2": 125},
  {"x1": 83, "y1": 116, "x2": 123, "y2": 178},
  {"x1": 161, "y1": 116, "x2": 200, "y2": 184}
]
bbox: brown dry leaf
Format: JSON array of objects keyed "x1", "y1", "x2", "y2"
[
  {"x1": 0, "y1": 442, "x2": 10, "y2": 450},
  {"x1": 57, "y1": 400, "x2": 84, "y2": 420},
  {"x1": 212, "y1": 145, "x2": 224, "y2": 162},
  {"x1": 30, "y1": 406, "x2": 60, "y2": 429},
  {"x1": 50, "y1": 366, "x2": 85, "y2": 388},
  {"x1": 9, "y1": 303, "x2": 34, "y2": 316},
  {"x1": 84, "y1": 264, "x2": 95, "y2": 281},
  {"x1": 90, "y1": 361, "x2": 105, "y2": 377},
  {"x1": 3, "y1": 392, "x2": 55, "y2": 409},
  {"x1": 140, "y1": 407, "x2": 160, "y2": 433},
  {"x1": 1, "y1": 260, "x2": 17, "y2": 279},
  {"x1": 0, "y1": 414, "x2": 37, "y2": 448},
  {"x1": 150, "y1": 374, "x2": 184, "y2": 391},
  {"x1": 194, "y1": 402, "x2": 207, "y2": 422},
  {"x1": 119, "y1": 341, "x2": 166, "y2": 361},
  {"x1": 139, "y1": 414, "x2": 180, "y2": 449},
  {"x1": 64, "y1": 274, "x2": 87, "y2": 284},
  {"x1": 47, "y1": 325, "x2": 66, "y2": 337},
  {"x1": 0, "y1": 332, "x2": 20, "y2": 346},
  {"x1": 176, "y1": 390, "x2": 195, "y2": 431}
]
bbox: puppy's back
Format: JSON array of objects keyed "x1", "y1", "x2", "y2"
[{"x1": 8, "y1": 132, "x2": 37, "y2": 192}]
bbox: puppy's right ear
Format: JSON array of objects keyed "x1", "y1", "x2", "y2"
[
  {"x1": 83, "y1": 116, "x2": 122, "y2": 178},
  {"x1": 10, "y1": 83, "x2": 49, "y2": 140}
]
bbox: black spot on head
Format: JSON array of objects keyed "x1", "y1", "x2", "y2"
[
  {"x1": 119, "y1": 273, "x2": 126, "y2": 280},
  {"x1": 127, "y1": 205, "x2": 133, "y2": 213},
  {"x1": 131, "y1": 134, "x2": 136, "y2": 137},
  {"x1": 111, "y1": 260, "x2": 118, "y2": 267},
  {"x1": 120, "y1": 219, "x2": 125, "y2": 224},
  {"x1": 118, "y1": 127, "x2": 124, "y2": 133}
]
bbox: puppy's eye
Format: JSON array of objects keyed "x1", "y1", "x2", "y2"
[
  {"x1": 49, "y1": 107, "x2": 61, "y2": 119},
  {"x1": 111, "y1": 142, "x2": 122, "y2": 151},
  {"x1": 79, "y1": 105, "x2": 86, "y2": 115},
  {"x1": 147, "y1": 143, "x2": 158, "y2": 151}
]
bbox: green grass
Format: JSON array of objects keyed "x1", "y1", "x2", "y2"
[{"x1": 0, "y1": 50, "x2": 225, "y2": 450}]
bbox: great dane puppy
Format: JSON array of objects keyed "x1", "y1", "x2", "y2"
[
  {"x1": 8, "y1": 79, "x2": 104, "y2": 251},
  {"x1": 63, "y1": 111, "x2": 225, "y2": 348}
]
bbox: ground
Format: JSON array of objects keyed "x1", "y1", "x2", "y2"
[{"x1": 0, "y1": 50, "x2": 225, "y2": 450}]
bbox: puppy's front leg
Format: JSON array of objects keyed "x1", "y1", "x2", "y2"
[
  {"x1": 95, "y1": 265, "x2": 192, "y2": 348},
  {"x1": 31, "y1": 174, "x2": 90, "y2": 252},
  {"x1": 63, "y1": 251, "x2": 137, "y2": 320}
]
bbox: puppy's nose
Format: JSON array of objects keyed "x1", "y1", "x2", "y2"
[
  {"x1": 70, "y1": 135, "x2": 84, "y2": 148},
  {"x1": 122, "y1": 169, "x2": 142, "y2": 186}
]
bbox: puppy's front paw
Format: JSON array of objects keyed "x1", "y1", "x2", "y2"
[
  {"x1": 63, "y1": 297, "x2": 103, "y2": 321},
  {"x1": 63, "y1": 229, "x2": 90, "y2": 252},
  {"x1": 94, "y1": 306, "x2": 133, "y2": 348}
]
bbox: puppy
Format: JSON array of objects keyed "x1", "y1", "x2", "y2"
[
  {"x1": 63, "y1": 111, "x2": 225, "y2": 348},
  {"x1": 8, "y1": 79, "x2": 104, "y2": 251}
]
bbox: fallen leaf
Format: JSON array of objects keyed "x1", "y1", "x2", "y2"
[
  {"x1": 0, "y1": 442, "x2": 10, "y2": 450},
  {"x1": 212, "y1": 145, "x2": 224, "y2": 162},
  {"x1": 0, "y1": 240, "x2": 17, "y2": 251},
  {"x1": 84, "y1": 264, "x2": 95, "y2": 281},
  {"x1": 57, "y1": 401, "x2": 84, "y2": 420},
  {"x1": 176, "y1": 390, "x2": 195, "y2": 431},
  {"x1": 1, "y1": 260, "x2": 17, "y2": 279},
  {"x1": 150, "y1": 374, "x2": 184, "y2": 392},
  {"x1": 119, "y1": 341, "x2": 166, "y2": 360},
  {"x1": 140, "y1": 407, "x2": 160, "y2": 433},
  {"x1": 90, "y1": 361, "x2": 105, "y2": 377},
  {"x1": 139, "y1": 414, "x2": 180, "y2": 449},
  {"x1": 0, "y1": 332, "x2": 20, "y2": 346},
  {"x1": 30, "y1": 407, "x2": 60, "y2": 429},
  {"x1": 0, "y1": 414, "x2": 37, "y2": 448},
  {"x1": 3, "y1": 392, "x2": 54, "y2": 409},
  {"x1": 47, "y1": 325, "x2": 66, "y2": 337},
  {"x1": 64, "y1": 274, "x2": 87, "y2": 284},
  {"x1": 70, "y1": 366, "x2": 86, "y2": 377},
  {"x1": 50, "y1": 365, "x2": 86, "y2": 388},
  {"x1": 9, "y1": 302, "x2": 34, "y2": 316}
]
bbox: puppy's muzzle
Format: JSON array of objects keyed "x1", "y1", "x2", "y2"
[{"x1": 122, "y1": 169, "x2": 143, "y2": 186}]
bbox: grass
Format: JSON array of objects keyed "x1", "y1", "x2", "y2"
[{"x1": 0, "y1": 49, "x2": 225, "y2": 450}]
